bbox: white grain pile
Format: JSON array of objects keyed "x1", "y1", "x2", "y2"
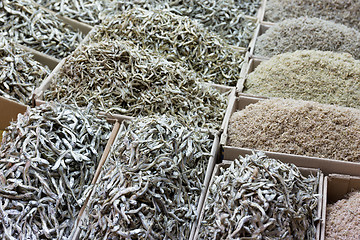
[
  {"x1": 326, "y1": 191, "x2": 360, "y2": 239},
  {"x1": 244, "y1": 50, "x2": 360, "y2": 109},
  {"x1": 264, "y1": 0, "x2": 360, "y2": 31},
  {"x1": 255, "y1": 17, "x2": 360, "y2": 59},
  {"x1": 228, "y1": 98, "x2": 360, "y2": 162}
]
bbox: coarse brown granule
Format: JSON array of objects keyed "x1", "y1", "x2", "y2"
[
  {"x1": 228, "y1": 98, "x2": 360, "y2": 162},
  {"x1": 255, "y1": 17, "x2": 360, "y2": 59},
  {"x1": 264, "y1": 0, "x2": 360, "y2": 32},
  {"x1": 244, "y1": 50, "x2": 360, "y2": 109},
  {"x1": 325, "y1": 191, "x2": 360, "y2": 239}
]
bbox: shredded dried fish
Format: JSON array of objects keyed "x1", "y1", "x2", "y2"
[
  {"x1": 89, "y1": 8, "x2": 245, "y2": 86},
  {"x1": 199, "y1": 152, "x2": 320, "y2": 239},
  {"x1": 44, "y1": 40, "x2": 228, "y2": 131},
  {"x1": 0, "y1": 35, "x2": 50, "y2": 105},
  {"x1": 0, "y1": 102, "x2": 112, "y2": 239},
  {"x1": 0, "y1": 0, "x2": 84, "y2": 59},
  {"x1": 245, "y1": 50, "x2": 360, "y2": 109},
  {"x1": 79, "y1": 115, "x2": 213, "y2": 239}
]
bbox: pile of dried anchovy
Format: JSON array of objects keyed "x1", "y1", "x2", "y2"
[
  {"x1": 199, "y1": 152, "x2": 320, "y2": 239},
  {"x1": 90, "y1": 8, "x2": 245, "y2": 86},
  {"x1": 35, "y1": 0, "x2": 107, "y2": 25},
  {"x1": 245, "y1": 50, "x2": 360, "y2": 109},
  {"x1": 78, "y1": 115, "x2": 213, "y2": 239},
  {"x1": 0, "y1": 103, "x2": 112, "y2": 239},
  {"x1": 255, "y1": 17, "x2": 360, "y2": 59},
  {"x1": 167, "y1": 0, "x2": 258, "y2": 46},
  {"x1": 0, "y1": 0, "x2": 84, "y2": 58},
  {"x1": 0, "y1": 36, "x2": 50, "y2": 105},
  {"x1": 44, "y1": 40, "x2": 228, "y2": 131}
]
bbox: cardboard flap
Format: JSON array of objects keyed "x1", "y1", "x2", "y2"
[{"x1": 0, "y1": 97, "x2": 27, "y2": 129}]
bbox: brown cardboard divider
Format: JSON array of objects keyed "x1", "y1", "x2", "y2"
[
  {"x1": 237, "y1": 57, "x2": 267, "y2": 91},
  {"x1": 17, "y1": 44, "x2": 60, "y2": 70},
  {"x1": 221, "y1": 95, "x2": 360, "y2": 176},
  {"x1": 321, "y1": 174, "x2": 360, "y2": 240},
  {"x1": 0, "y1": 96, "x2": 27, "y2": 130},
  {"x1": 194, "y1": 158, "x2": 324, "y2": 239}
]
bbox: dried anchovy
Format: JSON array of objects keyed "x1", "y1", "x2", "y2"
[
  {"x1": 79, "y1": 115, "x2": 213, "y2": 239},
  {"x1": 199, "y1": 152, "x2": 320, "y2": 239},
  {"x1": 44, "y1": 40, "x2": 228, "y2": 131},
  {"x1": 35, "y1": 0, "x2": 107, "y2": 25},
  {"x1": 91, "y1": 8, "x2": 245, "y2": 86},
  {"x1": 0, "y1": 0, "x2": 84, "y2": 59},
  {"x1": 104, "y1": 0, "x2": 258, "y2": 47},
  {"x1": 168, "y1": 0, "x2": 258, "y2": 46},
  {"x1": 0, "y1": 35, "x2": 50, "y2": 105},
  {"x1": 0, "y1": 103, "x2": 112, "y2": 239}
]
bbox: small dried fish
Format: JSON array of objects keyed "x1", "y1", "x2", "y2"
[
  {"x1": 0, "y1": 0, "x2": 84, "y2": 59},
  {"x1": 44, "y1": 40, "x2": 228, "y2": 131},
  {"x1": 199, "y1": 152, "x2": 320, "y2": 239},
  {"x1": 79, "y1": 115, "x2": 213, "y2": 239},
  {"x1": 0, "y1": 102, "x2": 112, "y2": 239},
  {"x1": 91, "y1": 8, "x2": 246, "y2": 86},
  {"x1": 0, "y1": 35, "x2": 50, "y2": 105},
  {"x1": 35, "y1": 0, "x2": 107, "y2": 25}
]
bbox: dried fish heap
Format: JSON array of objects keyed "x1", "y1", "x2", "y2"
[
  {"x1": 0, "y1": 0, "x2": 84, "y2": 59},
  {"x1": 44, "y1": 40, "x2": 228, "y2": 131},
  {"x1": 264, "y1": 0, "x2": 360, "y2": 31},
  {"x1": 78, "y1": 115, "x2": 213, "y2": 239},
  {"x1": 228, "y1": 98, "x2": 360, "y2": 162},
  {"x1": 199, "y1": 152, "x2": 320, "y2": 239},
  {"x1": 35, "y1": 0, "x2": 108, "y2": 25},
  {"x1": 0, "y1": 36, "x2": 50, "y2": 105},
  {"x1": 255, "y1": 17, "x2": 360, "y2": 59},
  {"x1": 167, "y1": 0, "x2": 259, "y2": 46},
  {"x1": 90, "y1": 8, "x2": 245, "y2": 86},
  {"x1": 245, "y1": 50, "x2": 360, "y2": 109},
  {"x1": 0, "y1": 103, "x2": 112, "y2": 239}
]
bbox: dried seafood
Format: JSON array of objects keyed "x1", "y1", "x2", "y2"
[
  {"x1": 199, "y1": 152, "x2": 320, "y2": 239},
  {"x1": 0, "y1": 103, "x2": 112, "y2": 239},
  {"x1": 44, "y1": 40, "x2": 228, "y2": 131},
  {"x1": 0, "y1": 35, "x2": 50, "y2": 105},
  {"x1": 90, "y1": 8, "x2": 245, "y2": 86},
  {"x1": 79, "y1": 115, "x2": 213, "y2": 239},
  {"x1": 228, "y1": 98, "x2": 360, "y2": 162},
  {"x1": 245, "y1": 50, "x2": 360, "y2": 109},
  {"x1": 0, "y1": 0, "x2": 84, "y2": 58}
]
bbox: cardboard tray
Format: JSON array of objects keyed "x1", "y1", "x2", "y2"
[
  {"x1": 70, "y1": 120, "x2": 221, "y2": 240},
  {"x1": 0, "y1": 96, "x2": 27, "y2": 130},
  {"x1": 237, "y1": 57, "x2": 266, "y2": 91},
  {"x1": 220, "y1": 94, "x2": 360, "y2": 176},
  {"x1": 193, "y1": 158, "x2": 324, "y2": 239},
  {"x1": 247, "y1": 23, "x2": 274, "y2": 59},
  {"x1": 321, "y1": 174, "x2": 360, "y2": 240}
]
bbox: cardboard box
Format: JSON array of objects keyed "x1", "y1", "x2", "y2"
[
  {"x1": 321, "y1": 174, "x2": 360, "y2": 240},
  {"x1": 70, "y1": 120, "x2": 220, "y2": 240},
  {"x1": 237, "y1": 57, "x2": 266, "y2": 91},
  {"x1": 221, "y1": 95, "x2": 360, "y2": 176},
  {"x1": 0, "y1": 96, "x2": 27, "y2": 132},
  {"x1": 17, "y1": 44, "x2": 60, "y2": 70},
  {"x1": 247, "y1": 23, "x2": 274, "y2": 59},
  {"x1": 194, "y1": 159, "x2": 324, "y2": 239}
]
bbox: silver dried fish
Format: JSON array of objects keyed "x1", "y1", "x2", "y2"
[
  {"x1": 0, "y1": 0, "x2": 84, "y2": 59},
  {"x1": 0, "y1": 35, "x2": 50, "y2": 105},
  {"x1": 43, "y1": 40, "x2": 228, "y2": 131},
  {"x1": 0, "y1": 102, "x2": 112, "y2": 239},
  {"x1": 199, "y1": 152, "x2": 320, "y2": 239},
  {"x1": 79, "y1": 115, "x2": 213, "y2": 239}
]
